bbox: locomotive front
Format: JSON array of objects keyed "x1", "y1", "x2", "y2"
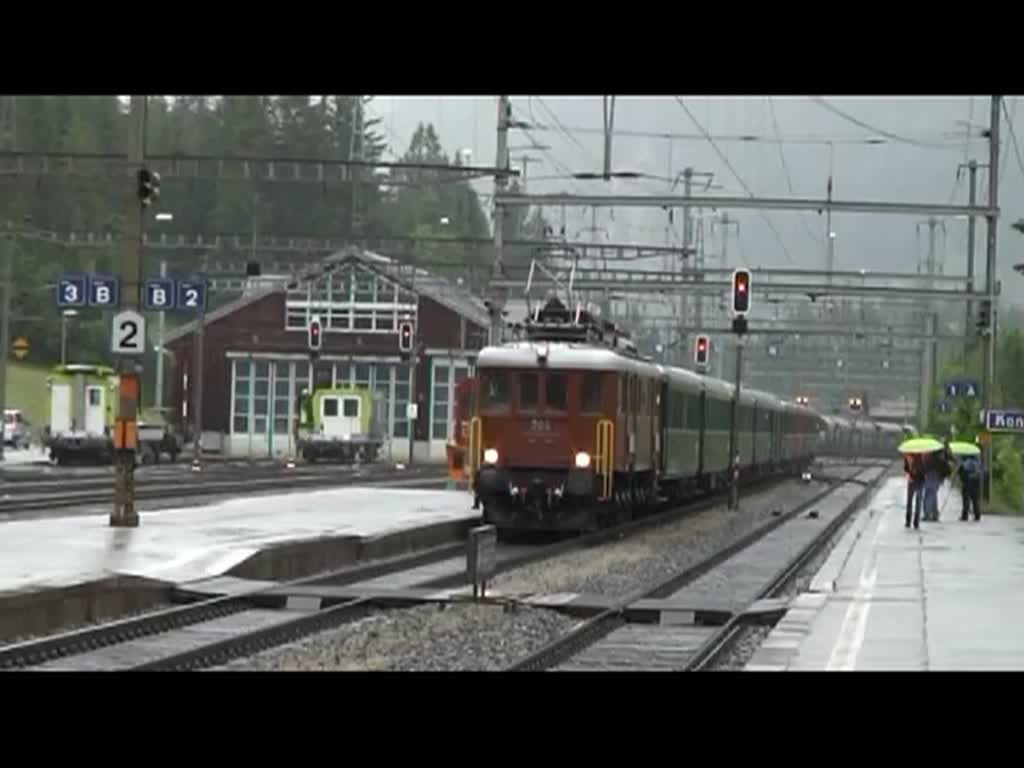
[{"x1": 471, "y1": 343, "x2": 615, "y2": 531}]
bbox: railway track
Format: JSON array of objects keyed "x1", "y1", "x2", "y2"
[
  {"x1": 0, "y1": 464, "x2": 450, "y2": 515},
  {"x1": 505, "y1": 461, "x2": 891, "y2": 672},
  {"x1": 0, "y1": 465, "x2": 827, "y2": 671}
]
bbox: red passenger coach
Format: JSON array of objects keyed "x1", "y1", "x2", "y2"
[{"x1": 446, "y1": 378, "x2": 473, "y2": 483}]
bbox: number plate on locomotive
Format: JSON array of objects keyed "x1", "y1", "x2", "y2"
[{"x1": 529, "y1": 418, "x2": 553, "y2": 432}]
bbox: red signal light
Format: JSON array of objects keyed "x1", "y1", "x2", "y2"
[
  {"x1": 308, "y1": 315, "x2": 323, "y2": 352},
  {"x1": 694, "y1": 334, "x2": 710, "y2": 366},
  {"x1": 732, "y1": 268, "x2": 751, "y2": 315},
  {"x1": 399, "y1": 321, "x2": 414, "y2": 353}
]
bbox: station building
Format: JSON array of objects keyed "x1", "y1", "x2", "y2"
[{"x1": 163, "y1": 247, "x2": 491, "y2": 463}]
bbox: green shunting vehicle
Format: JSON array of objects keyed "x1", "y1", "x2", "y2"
[
  {"x1": 295, "y1": 385, "x2": 386, "y2": 464},
  {"x1": 44, "y1": 363, "x2": 181, "y2": 465}
]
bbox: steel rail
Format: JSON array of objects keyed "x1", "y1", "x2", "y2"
[
  {"x1": 505, "y1": 462, "x2": 881, "y2": 672},
  {"x1": 0, "y1": 537, "x2": 472, "y2": 670},
  {"x1": 0, "y1": 462, "x2": 427, "y2": 492},
  {"x1": 417, "y1": 470, "x2": 799, "y2": 591},
  {"x1": 682, "y1": 463, "x2": 892, "y2": 671},
  {"x1": 0, "y1": 467, "x2": 814, "y2": 671},
  {"x1": 127, "y1": 470, "x2": 815, "y2": 670},
  {"x1": 0, "y1": 469, "x2": 450, "y2": 516}
]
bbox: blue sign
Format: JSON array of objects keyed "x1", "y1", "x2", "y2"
[
  {"x1": 176, "y1": 277, "x2": 208, "y2": 313},
  {"x1": 986, "y1": 409, "x2": 1024, "y2": 432},
  {"x1": 88, "y1": 274, "x2": 120, "y2": 308},
  {"x1": 945, "y1": 378, "x2": 980, "y2": 399},
  {"x1": 144, "y1": 279, "x2": 176, "y2": 311},
  {"x1": 56, "y1": 274, "x2": 87, "y2": 308}
]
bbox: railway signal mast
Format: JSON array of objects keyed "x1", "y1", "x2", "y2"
[
  {"x1": 728, "y1": 268, "x2": 751, "y2": 510},
  {"x1": 398, "y1": 320, "x2": 417, "y2": 465}
]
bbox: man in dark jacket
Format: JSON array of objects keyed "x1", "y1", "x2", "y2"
[
  {"x1": 957, "y1": 455, "x2": 983, "y2": 521},
  {"x1": 905, "y1": 453, "x2": 925, "y2": 529}
]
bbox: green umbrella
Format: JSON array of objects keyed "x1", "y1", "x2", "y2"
[
  {"x1": 948, "y1": 441, "x2": 981, "y2": 457},
  {"x1": 898, "y1": 436, "x2": 944, "y2": 454}
]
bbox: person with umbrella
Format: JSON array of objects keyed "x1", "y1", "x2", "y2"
[
  {"x1": 950, "y1": 439, "x2": 983, "y2": 521},
  {"x1": 904, "y1": 452, "x2": 925, "y2": 529},
  {"x1": 923, "y1": 440, "x2": 954, "y2": 522},
  {"x1": 899, "y1": 436, "x2": 943, "y2": 529}
]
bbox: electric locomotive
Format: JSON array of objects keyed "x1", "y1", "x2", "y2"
[{"x1": 467, "y1": 298, "x2": 824, "y2": 534}]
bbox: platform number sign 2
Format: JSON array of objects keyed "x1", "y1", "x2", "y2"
[
  {"x1": 176, "y1": 278, "x2": 208, "y2": 313},
  {"x1": 111, "y1": 310, "x2": 146, "y2": 356}
]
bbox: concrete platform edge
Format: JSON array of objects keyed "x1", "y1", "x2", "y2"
[
  {"x1": 0, "y1": 575, "x2": 172, "y2": 643},
  {"x1": 0, "y1": 515, "x2": 480, "y2": 641},
  {"x1": 226, "y1": 516, "x2": 479, "y2": 582}
]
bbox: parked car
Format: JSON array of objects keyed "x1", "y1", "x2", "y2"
[{"x1": 4, "y1": 409, "x2": 32, "y2": 449}]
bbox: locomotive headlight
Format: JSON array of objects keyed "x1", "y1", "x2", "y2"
[
  {"x1": 575, "y1": 451, "x2": 591, "y2": 469},
  {"x1": 483, "y1": 448, "x2": 499, "y2": 465}
]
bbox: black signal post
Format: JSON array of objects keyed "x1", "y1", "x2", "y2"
[
  {"x1": 398, "y1": 320, "x2": 417, "y2": 466},
  {"x1": 728, "y1": 267, "x2": 751, "y2": 511}
]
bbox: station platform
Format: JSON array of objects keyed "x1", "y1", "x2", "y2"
[
  {"x1": 0, "y1": 485, "x2": 479, "y2": 596},
  {"x1": 747, "y1": 476, "x2": 1024, "y2": 671}
]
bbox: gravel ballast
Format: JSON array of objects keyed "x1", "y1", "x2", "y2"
[
  {"x1": 489, "y1": 474, "x2": 856, "y2": 599},
  {"x1": 218, "y1": 602, "x2": 578, "y2": 671},
  {"x1": 220, "y1": 461, "x2": 876, "y2": 673}
]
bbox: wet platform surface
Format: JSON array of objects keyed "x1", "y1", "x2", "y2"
[
  {"x1": 0, "y1": 486, "x2": 478, "y2": 595},
  {"x1": 747, "y1": 477, "x2": 1024, "y2": 671}
]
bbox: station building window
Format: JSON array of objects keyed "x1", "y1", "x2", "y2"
[
  {"x1": 284, "y1": 263, "x2": 417, "y2": 335},
  {"x1": 230, "y1": 358, "x2": 309, "y2": 445},
  {"x1": 431, "y1": 358, "x2": 471, "y2": 441},
  {"x1": 233, "y1": 360, "x2": 252, "y2": 434},
  {"x1": 394, "y1": 364, "x2": 412, "y2": 438}
]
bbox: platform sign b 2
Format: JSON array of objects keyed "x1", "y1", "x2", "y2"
[
  {"x1": 177, "y1": 278, "x2": 208, "y2": 313},
  {"x1": 144, "y1": 279, "x2": 175, "y2": 311}
]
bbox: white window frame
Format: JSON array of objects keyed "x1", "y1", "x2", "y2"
[
  {"x1": 284, "y1": 263, "x2": 418, "y2": 334},
  {"x1": 429, "y1": 357, "x2": 473, "y2": 442}
]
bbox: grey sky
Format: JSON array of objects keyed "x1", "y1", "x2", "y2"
[{"x1": 372, "y1": 96, "x2": 1023, "y2": 303}]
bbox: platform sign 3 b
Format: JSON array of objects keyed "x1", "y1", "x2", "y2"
[{"x1": 56, "y1": 273, "x2": 121, "y2": 309}]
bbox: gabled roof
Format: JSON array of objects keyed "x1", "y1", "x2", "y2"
[
  {"x1": 162, "y1": 246, "x2": 492, "y2": 346},
  {"x1": 324, "y1": 247, "x2": 492, "y2": 328},
  {"x1": 162, "y1": 285, "x2": 282, "y2": 346}
]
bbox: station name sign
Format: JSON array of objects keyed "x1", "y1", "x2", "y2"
[{"x1": 985, "y1": 409, "x2": 1024, "y2": 432}]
